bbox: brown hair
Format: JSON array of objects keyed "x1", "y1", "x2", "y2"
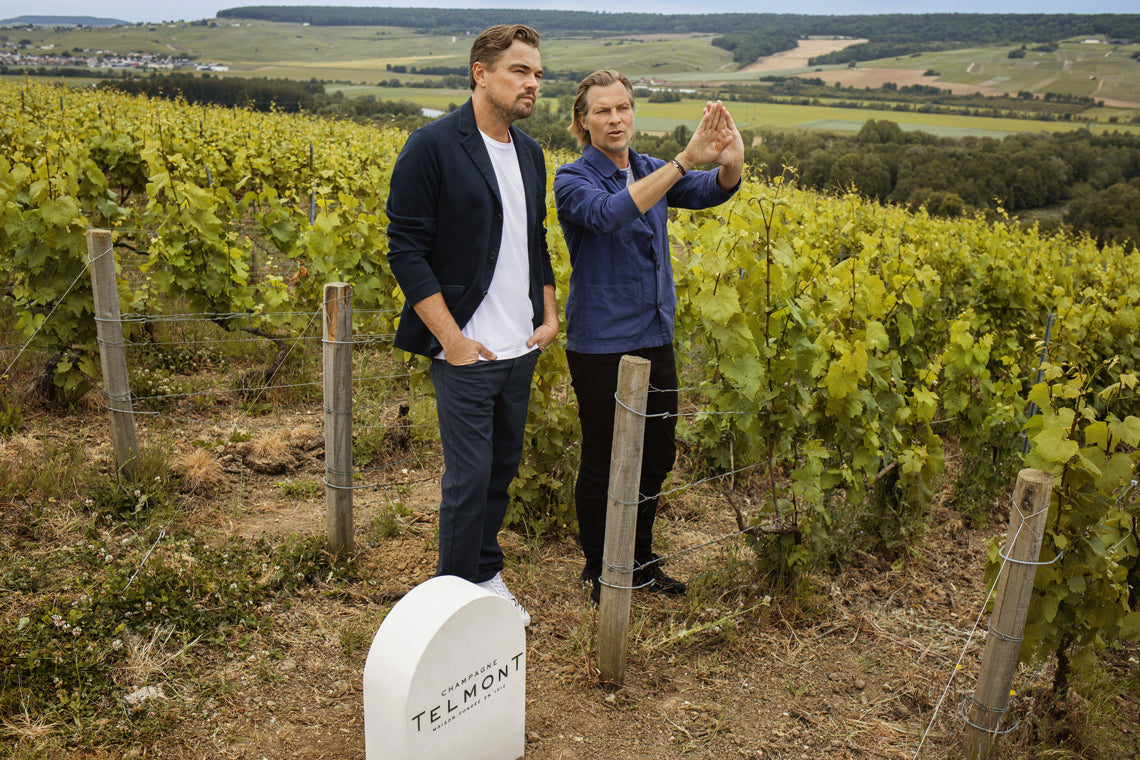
[
  {"x1": 468, "y1": 24, "x2": 541, "y2": 90},
  {"x1": 569, "y1": 69, "x2": 635, "y2": 147}
]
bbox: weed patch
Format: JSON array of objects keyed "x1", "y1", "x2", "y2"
[{"x1": 0, "y1": 530, "x2": 354, "y2": 748}]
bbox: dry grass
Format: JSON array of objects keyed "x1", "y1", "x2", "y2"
[
  {"x1": 113, "y1": 624, "x2": 195, "y2": 688},
  {"x1": 238, "y1": 432, "x2": 298, "y2": 474},
  {"x1": 1, "y1": 705, "x2": 60, "y2": 749},
  {"x1": 176, "y1": 448, "x2": 223, "y2": 495}
]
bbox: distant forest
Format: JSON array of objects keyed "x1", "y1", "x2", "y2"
[{"x1": 216, "y1": 8, "x2": 1140, "y2": 64}]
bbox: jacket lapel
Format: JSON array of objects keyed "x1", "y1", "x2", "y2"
[{"x1": 457, "y1": 101, "x2": 503, "y2": 207}]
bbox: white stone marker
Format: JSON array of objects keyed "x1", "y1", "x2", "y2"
[{"x1": 363, "y1": 575, "x2": 526, "y2": 760}]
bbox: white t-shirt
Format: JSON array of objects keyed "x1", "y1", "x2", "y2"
[{"x1": 438, "y1": 130, "x2": 534, "y2": 361}]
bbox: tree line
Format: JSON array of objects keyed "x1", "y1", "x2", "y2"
[{"x1": 98, "y1": 74, "x2": 428, "y2": 131}]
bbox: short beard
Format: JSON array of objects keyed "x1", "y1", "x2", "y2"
[{"x1": 492, "y1": 94, "x2": 534, "y2": 125}]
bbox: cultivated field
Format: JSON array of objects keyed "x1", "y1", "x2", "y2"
[
  {"x1": 631, "y1": 98, "x2": 1140, "y2": 139},
  {"x1": 6, "y1": 20, "x2": 1140, "y2": 135},
  {"x1": 856, "y1": 41, "x2": 1140, "y2": 108}
]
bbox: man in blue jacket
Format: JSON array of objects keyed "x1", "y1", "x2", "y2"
[
  {"x1": 386, "y1": 24, "x2": 558, "y2": 626},
  {"x1": 553, "y1": 69, "x2": 743, "y2": 604}
]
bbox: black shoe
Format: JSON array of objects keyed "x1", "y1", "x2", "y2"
[
  {"x1": 579, "y1": 568, "x2": 600, "y2": 605},
  {"x1": 633, "y1": 563, "x2": 686, "y2": 596}
]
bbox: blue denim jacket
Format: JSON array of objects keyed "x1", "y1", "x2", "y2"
[{"x1": 553, "y1": 145, "x2": 738, "y2": 354}]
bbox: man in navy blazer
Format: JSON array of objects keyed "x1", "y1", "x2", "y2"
[{"x1": 386, "y1": 24, "x2": 557, "y2": 626}]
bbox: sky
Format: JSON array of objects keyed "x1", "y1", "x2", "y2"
[{"x1": 2, "y1": 0, "x2": 1138, "y2": 24}]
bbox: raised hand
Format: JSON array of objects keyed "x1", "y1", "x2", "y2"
[
  {"x1": 678, "y1": 101, "x2": 731, "y2": 167},
  {"x1": 713, "y1": 104, "x2": 745, "y2": 170}
]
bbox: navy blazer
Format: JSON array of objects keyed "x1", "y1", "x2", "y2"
[{"x1": 386, "y1": 99, "x2": 555, "y2": 358}]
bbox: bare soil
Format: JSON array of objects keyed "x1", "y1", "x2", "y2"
[
  {"x1": 740, "y1": 39, "x2": 869, "y2": 74},
  {"x1": 798, "y1": 68, "x2": 998, "y2": 97},
  {"x1": 115, "y1": 411, "x2": 1012, "y2": 759},
  {"x1": 740, "y1": 39, "x2": 999, "y2": 97},
  {"x1": 10, "y1": 406, "x2": 1137, "y2": 759}
]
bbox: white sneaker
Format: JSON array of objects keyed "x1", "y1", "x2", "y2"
[{"x1": 477, "y1": 572, "x2": 531, "y2": 627}]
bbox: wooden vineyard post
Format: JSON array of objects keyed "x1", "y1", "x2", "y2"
[
  {"x1": 598, "y1": 355, "x2": 651, "y2": 685},
  {"x1": 87, "y1": 229, "x2": 139, "y2": 480},
  {"x1": 323, "y1": 282, "x2": 354, "y2": 555},
  {"x1": 965, "y1": 468, "x2": 1053, "y2": 759}
]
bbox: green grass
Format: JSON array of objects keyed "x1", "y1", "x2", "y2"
[
  {"x1": 14, "y1": 21, "x2": 467, "y2": 68},
  {"x1": 322, "y1": 87, "x2": 1140, "y2": 136},
  {"x1": 326, "y1": 84, "x2": 469, "y2": 110},
  {"x1": 634, "y1": 97, "x2": 1140, "y2": 137},
  {"x1": 543, "y1": 33, "x2": 736, "y2": 76},
  {"x1": 5, "y1": 22, "x2": 736, "y2": 82}
]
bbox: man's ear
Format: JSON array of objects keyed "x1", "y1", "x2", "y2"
[{"x1": 472, "y1": 61, "x2": 487, "y2": 88}]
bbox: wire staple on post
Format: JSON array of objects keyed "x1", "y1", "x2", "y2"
[
  {"x1": 958, "y1": 697, "x2": 1020, "y2": 737},
  {"x1": 996, "y1": 547, "x2": 1064, "y2": 566},
  {"x1": 321, "y1": 477, "x2": 377, "y2": 491},
  {"x1": 613, "y1": 394, "x2": 671, "y2": 418},
  {"x1": 985, "y1": 623, "x2": 1024, "y2": 643},
  {"x1": 598, "y1": 577, "x2": 655, "y2": 591},
  {"x1": 606, "y1": 489, "x2": 642, "y2": 507}
]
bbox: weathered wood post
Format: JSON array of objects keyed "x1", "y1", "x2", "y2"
[
  {"x1": 965, "y1": 467, "x2": 1053, "y2": 758},
  {"x1": 87, "y1": 228, "x2": 139, "y2": 480},
  {"x1": 323, "y1": 282, "x2": 354, "y2": 554},
  {"x1": 598, "y1": 355, "x2": 651, "y2": 685}
]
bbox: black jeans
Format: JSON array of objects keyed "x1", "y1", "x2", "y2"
[{"x1": 567, "y1": 345, "x2": 678, "y2": 579}]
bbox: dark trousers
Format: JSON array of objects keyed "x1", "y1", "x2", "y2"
[
  {"x1": 430, "y1": 350, "x2": 539, "y2": 583},
  {"x1": 567, "y1": 345, "x2": 678, "y2": 579}
]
